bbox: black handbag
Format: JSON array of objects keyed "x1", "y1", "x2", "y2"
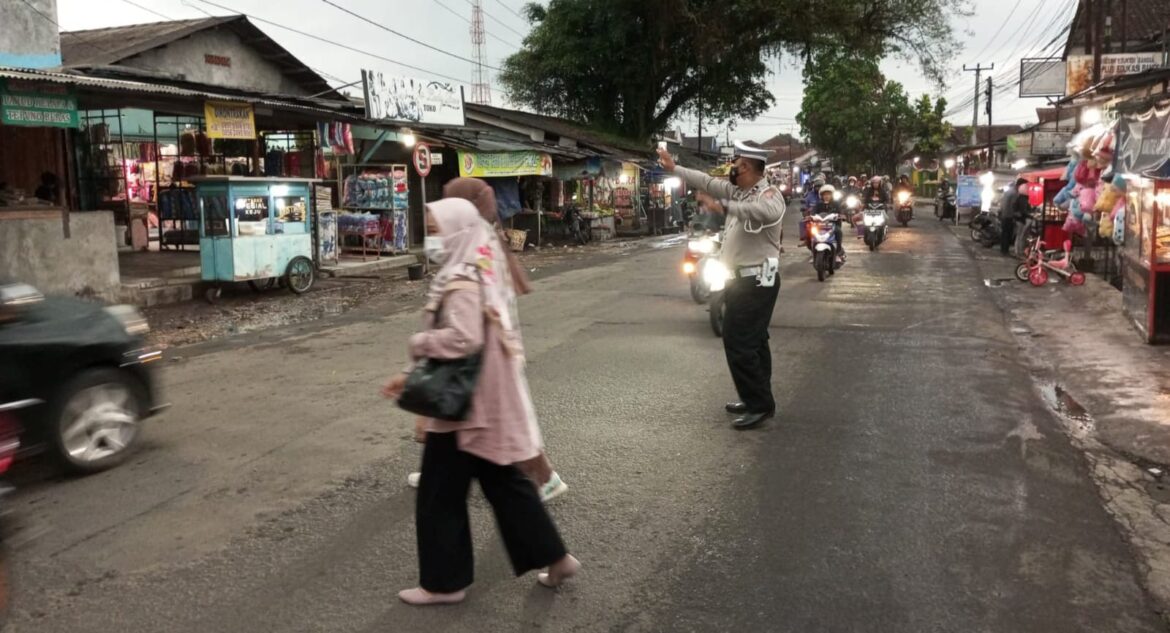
[{"x1": 397, "y1": 277, "x2": 485, "y2": 422}]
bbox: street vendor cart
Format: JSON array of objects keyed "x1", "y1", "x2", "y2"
[{"x1": 193, "y1": 176, "x2": 318, "y2": 302}]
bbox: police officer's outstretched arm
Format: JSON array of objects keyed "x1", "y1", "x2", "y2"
[{"x1": 656, "y1": 147, "x2": 736, "y2": 199}]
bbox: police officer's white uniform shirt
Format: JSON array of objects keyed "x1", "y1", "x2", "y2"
[{"x1": 673, "y1": 166, "x2": 786, "y2": 268}]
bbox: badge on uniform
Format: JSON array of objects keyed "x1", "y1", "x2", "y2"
[{"x1": 758, "y1": 257, "x2": 779, "y2": 287}]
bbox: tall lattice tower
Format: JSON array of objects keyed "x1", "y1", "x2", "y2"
[{"x1": 469, "y1": 0, "x2": 492, "y2": 105}]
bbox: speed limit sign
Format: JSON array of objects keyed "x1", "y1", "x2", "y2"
[{"x1": 412, "y1": 143, "x2": 432, "y2": 178}]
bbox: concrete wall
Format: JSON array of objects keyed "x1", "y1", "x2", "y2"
[
  {"x1": 122, "y1": 28, "x2": 310, "y2": 96},
  {"x1": 0, "y1": 0, "x2": 61, "y2": 68},
  {"x1": 0, "y1": 212, "x2": 121, "y2": 302}
]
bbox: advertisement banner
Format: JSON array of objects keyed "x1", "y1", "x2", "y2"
[
  {"x1": 0, "y1": 79, "x2": 78, "y2": 128},
  {"x1": 1066, "y1": 53, "x2": 1160, "y2": 95},
  {"x1": 1032, "y1": 131, "x2": 1073, "y2": 156},
  {"x1": 1117, "y1": 103, "x2": 1170, "y2": 178},
  {"x1": 956, "y1": 175, "x2": 982, "y2": 207},
  {"x1": 362, "y1": 70, "x2": 464, "y2": 126},
  {"x1": 458, "y1": 151, "x2": 553, "y2": 178},
  {"x1": 203, "y1": 101, "x2": 256, "y2": 139}
]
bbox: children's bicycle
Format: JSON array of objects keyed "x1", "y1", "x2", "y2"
[{"x1": 1024, "y1": 239, "x2": 1086, "y2": 287}]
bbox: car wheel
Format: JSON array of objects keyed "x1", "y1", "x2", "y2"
[{"x1": 50, "y1": 368, "x2": 144, "y2": 473}]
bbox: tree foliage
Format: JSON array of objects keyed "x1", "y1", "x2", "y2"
[
  {"x1": 500, "y1": 0, "x2": 970, "y2": 142},
  {"x1": 796, "y1": 48, "x2": 949, "y2": 175},
  {"x1": 911, "y1": 94, "x2": 953, "y2": 158}
]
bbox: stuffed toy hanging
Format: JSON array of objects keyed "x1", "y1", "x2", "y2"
[{"x1": 1113, "y1": 206, "x2": 1126, "y2": 245}]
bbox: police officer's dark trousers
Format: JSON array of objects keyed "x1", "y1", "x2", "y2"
[{"x1": 722, "y1": 275, "x2": 780, "y2": 414}]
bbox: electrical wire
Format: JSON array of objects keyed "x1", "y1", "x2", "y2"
[
  {"x1": 20, "y1": 0, "x2": 119, "y2": 56},
  {"x1": 317, "y1": 0, "x2": 505, "y2": 71},
  {"x1": 964, "y1": 1, "x2": 1024, "y2": 63},
  {"x1": 431, "y1": 0, "x2": 522, "y2": 50},
  {"x1": 462, "y1": 0, "x2": 527, "y2": 40},
  {"x1": 188, "y1": 0, "x2": 485, "y2": 88},
  {"x1": 118, "y1": 0, "x2": 175, "y2": 21},
  {"x1": 492, "y1": 0, "x2": 527, "y2": 21}
]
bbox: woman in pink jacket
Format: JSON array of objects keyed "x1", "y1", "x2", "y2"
[{"x1": 383, "y1": 197, "x2": 579, "y2": 606}]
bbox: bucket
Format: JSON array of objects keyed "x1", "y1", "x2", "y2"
[
  {"x1": 407, "y1": 263, "x2": 425, "y2": 281},
  {"x1": 505, "y1": 229, "x2": 528, "y2": 252}
]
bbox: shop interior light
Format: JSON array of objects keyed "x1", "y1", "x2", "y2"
[
  {"x1": 400, "y1": 130, "x2": 416, "y2": 147},
  {"x1": 1011, "y1": 159, "x2": 1029, "y2": 170},
  {"x1": 912, "y1": 156, "x2": 920, "y2": 164},
  {"x1": 978, "y1": 171, "x2": 995, "y2": 186},
  {"x1": 270, "y1": 185, "x2": 290, "y2": 196},
  {"x1": 943, "y1": 158, "x2": 956, "y2": 169},
  {"x1": 663, "y1": 177, "x2": 681, "y2": 189},
  {"x1": 1156, "y1": 192, "x2": 1170, "y2": 208},
  {"x1": 619, "y1": 175, "x2": 630, "y2": 184},
  {"x1": 1082, "y1": 108, "x2": 1102, "y2": 125}
]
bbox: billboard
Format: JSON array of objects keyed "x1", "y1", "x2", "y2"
[
  {"x1": 203, "y1": 101, "x2": 256, "y2": 139},
  {"x1": 1066, "y1": 53, "x2": 1161, "y2": 96},
  {"x1": 1032, "y1": 131, "x2": 1073, "y2": 156},
  {"x1": 1019, "y1": 58, "x2": 1066, "y2": 98},
  {"x1": 361, "y1": 70, "x2": 465, "y2": 126}
]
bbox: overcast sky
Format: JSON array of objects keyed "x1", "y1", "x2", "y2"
[{"x1": 57, "y1": 0, "x2": 1079, "y2": 143}]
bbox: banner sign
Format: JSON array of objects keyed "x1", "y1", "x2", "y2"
[
  {"x1": 1032, "y1": 131, "x2": 1073, "y2": 156},
  {"x1": 203, "y1": 101, "x2": 256, "y2": 139},
  {"x1": 1019, "y1": 58, "x2": 1066, "y2": 97},
  {"x1": 0, "y1": 79, "x2": 78, "y2": 128},
  {"x1": 362, "y1": 70, "x2": 464, "y2": 126},
  {"x1": 1066, "y1": 53, "x2": 1160, "y2": 96},
  {"x1": 956, "y1": 175, "x2": 982, "y2": 207},
  {"x1": 458, "y1": 151, "x2": 552, "y2": 178},
  {"x1": 1117, "y1": 103, "x2": 1170, "y2": 178}
]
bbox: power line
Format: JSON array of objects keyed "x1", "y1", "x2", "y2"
[
  {"x1": 118, "y1": 0, "x2": 174, "y2": 21},
  {"x1": 189, "y1": 0, "x2": 482, "y2": 87},
  {"x1": 493, "y1": 0, "x2": 527, "y2": 21},
  {"x1": 22, "y1": 0, "x2": 121, "y2": 57},
  {"x1": 318, "y1": 0, "x2": 505, "y2": 71},
  {"x1": 965, "y1": 1, "x2": 1023, "y2": 62},
  {"x1": 462, "y1": 0, "x2": 526, "y2": 39}
]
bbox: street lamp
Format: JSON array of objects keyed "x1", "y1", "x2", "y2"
[
  {"x1": 1011, "y1": 159, "x2": 1029, "y2": 171},
  {"x1": 943, "y1": 158, "x2": 955, "y2": 170},
  {"x1": 912, "y1": 156, "x2": 920, "y2": 165},
  {"x1": 401, "y1": 130, "x2": 416, "y2": 147},
  {"x1": 1082, "y1": 107, "x2": 1102, "y2": 126}
]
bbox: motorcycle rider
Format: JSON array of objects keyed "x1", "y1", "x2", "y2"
[
  {"x1": 844, "y1": 176, "x2": 861, "y2": 197},
  {"x1": 799, "y1": 175, "x2": 825, "y2": 247},
  {"x1": 862, "y1": 175, "x2": 890, "y2": 206},
  {"x1": 894, "y1": 175, "x2": 913, "y2": 197},
  {"x1": 813, "y1": 184, "x2": 847, "y2": 262}
]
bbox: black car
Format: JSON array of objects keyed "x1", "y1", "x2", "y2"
[{"x1": 0, "y1": 283, "x2": 165, "y2": 473}]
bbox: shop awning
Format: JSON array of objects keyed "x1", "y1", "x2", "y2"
[{"x1": 1020, "y1": 166, "x2": 1069, "y2": 182}]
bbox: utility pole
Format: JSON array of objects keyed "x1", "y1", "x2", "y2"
[
  {"x1": 1120, "y1": 0, "x2": 1128, "y2": 52},
  {"x1": 697, "y1": 106, "x2": 703, "y2": 159},
  {"x1": 1091, "y1": 0, "x2": 1103, "y2": 83},
  {"x1": 985, "y1": 77, "x2": 994, "y2": 169},
  {"x1": 963, "y1": 63, "x2": 994, "y2": 147}
]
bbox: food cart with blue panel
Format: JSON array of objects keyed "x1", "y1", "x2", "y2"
[{"x1": 192, "y1": 176, "x2": 318, "y2": 302}]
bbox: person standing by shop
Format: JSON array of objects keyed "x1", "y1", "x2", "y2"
[
  {"x1": 657, "y1": 141, "x2": 786, "y2": 430},
  {"x1": 999, "y1": 178, "x2": 1025, "y2": 256},
  {"x1": 383, "y1": 198, "x2": 579, "y2": 605}
]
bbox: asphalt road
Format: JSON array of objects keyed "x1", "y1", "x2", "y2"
[{"x1": 4, "y1": 203, "x2": 1164, "y2": 632}]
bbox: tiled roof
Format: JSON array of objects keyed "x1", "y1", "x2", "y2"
[{"x1": 1065, "y1": 0, "x2": 1170, "y2": 53}]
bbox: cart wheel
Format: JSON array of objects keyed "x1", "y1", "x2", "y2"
[
  {"x1": 1029, "y1": 267, "x2": 1049, "y2": 287},
  {"x1": 1069, "y1": 271, "x2": 1086, "y2": 286},
  {"x1": 248, "y1": 278, "x2": 276, "y2": 292},
  {"x1": 204, "y1": 286, "x2": 222, "y2": 304},
  {"x1": 285, "y1": 256, "x2": 315, "y2": 295}
]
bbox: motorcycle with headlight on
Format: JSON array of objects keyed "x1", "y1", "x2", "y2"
[
  {"x1": 683, "y1": 231, "x2": 721, "y2": 304},
  {"x1": 702, "y1": 258, "x2": 732, "y2": 337},
  {"x1": 808, "y1": 213, "x2": 842, "y2": 282},
  {"x1": 862, "y1": 202, "x2": 888, "y2": 251},
  {"x1": 894, "y1": 190, "x2": 914, "y2": 226}
]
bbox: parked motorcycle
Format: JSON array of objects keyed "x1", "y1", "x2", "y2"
[
  {"x1": 565, "y1": 205, "x2": 593, "y2": 245},
  {"x1": 862, "y1": 203, "x2": 888, "y2": 251},
  {"x1": 683, "y1": 231, "x2": 721, "y2": 304},
  {"x1": 894, "y1": 190, "x2": 913, "y2": 226},
  {"x1": 972, "y1": 212, "x2": 1001, "y2": 248},
  {"x1": 808, "y1": 213, "x2": 841, "y2": 282}
]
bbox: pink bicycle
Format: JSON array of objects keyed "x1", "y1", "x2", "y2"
[{"x1": 1025, "y1": 239, "x2": 1086, "y2": 287}]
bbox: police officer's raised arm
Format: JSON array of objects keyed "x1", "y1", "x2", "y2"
[{"x1": 656, "y1": 147, "x2": 736, "y2": 199}]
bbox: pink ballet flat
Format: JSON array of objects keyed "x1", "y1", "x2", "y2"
[
  {"x1": 397, "y1": 587, "x2": 466, "y2": 606},
  {"x1": 537, "y1": 554, "x2": 581, "y2": 588}
]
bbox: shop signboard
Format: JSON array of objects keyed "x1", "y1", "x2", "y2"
[
  {"x1": 0, "y1": 79, "x2": 78, "y2": 128},
  {"x1": 1019, "y1": 58, "x2": 1066, "y2": 98},
  {"x1": 203, "y1": 101, "x2": 256, "y2": 139},
  {"x1": 1117, "y1": 103, "x2": 1170, "y2": 178},
  {"x1": 362, "y1": 70, "x2": 465, "y2": 126},
  {"x1": 458, "y1": 151, "x2": 552, "y2": 178},
  {"x1": 1066, "y1": 53, "x2": 1160, "y2": 96},
  {"x1": 1032, "y1": 131, "x2": 1073, "y2": 156},
  {"x1": 956, "y1": 175, "x2": 981, "y2": 207}
]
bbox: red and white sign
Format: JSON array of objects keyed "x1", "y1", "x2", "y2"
[{"x1": 412, "y1": 143, "x2": 433, "y2": 178}]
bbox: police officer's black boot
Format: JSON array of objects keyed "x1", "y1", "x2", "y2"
[
  {"x1": 733, "y1": 410, "x2": 773, "y2": 430},
  {"x1": 725, "y1": 402, "x2": 749, "y2": 414}
]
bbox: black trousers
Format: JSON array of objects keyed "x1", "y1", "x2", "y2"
[
  {"x1": 722, "y1": 275, "x2": 781, "y2": 414},
  {"x1": 416, "y1": 432, "x2": 567, "y2": 593},
  {"x1": 1000, "y1": 215, "x2": 1016, "y2": 254}
]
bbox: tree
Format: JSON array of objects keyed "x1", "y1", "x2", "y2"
[
  {"x1": 500, "y1": 0, "x2": 971, "y2": 142},
  {"x1": 796, "y1": 49, "x2": 930, "y2": 175},
  {"x1": 910, "y1": 94, "x2": 952, "y2": 158}
]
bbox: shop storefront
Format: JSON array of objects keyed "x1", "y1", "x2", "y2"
[
  {"x1": 454, "y1": 150, "x2": 554, "y2": 247},
  {"x1": 1116, "y1": 100, "x2": 1170, "y2": 343}
]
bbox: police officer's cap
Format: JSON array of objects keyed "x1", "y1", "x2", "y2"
[{"x1": 732, "y1": 140, "x2": 771, "y2": 163}]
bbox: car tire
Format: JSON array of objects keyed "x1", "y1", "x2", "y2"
[{"x1": 49, "y1": 368, "x2": 145, "y2": 474}]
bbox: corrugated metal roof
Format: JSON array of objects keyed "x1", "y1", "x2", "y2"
[{"x1": 0, "y1": 67, "x2": 361, "y2": 121}]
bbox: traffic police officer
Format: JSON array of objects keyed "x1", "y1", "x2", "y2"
[{"x1": 658, "y1": 141, "x2": 786, "y2": 429}]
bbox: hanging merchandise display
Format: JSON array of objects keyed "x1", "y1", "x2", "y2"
[{"x1": 338, "y1": 164, "x2": 409, "y2": 255}]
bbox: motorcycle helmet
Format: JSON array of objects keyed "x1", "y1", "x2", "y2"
[
  {"x1": 819, "y1": 185, "x2": 836, "y2": 194},
  {"x1": 871, "y1": 176, "x2": 882, "y2": 187}
]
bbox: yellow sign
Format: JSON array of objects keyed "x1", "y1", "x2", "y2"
[
  {"x1": 458, "y1": 151, "x2": 552, "y2": 178},
  {"x1": 203, "y1": 100, "x2": 256, "y2": 139}
]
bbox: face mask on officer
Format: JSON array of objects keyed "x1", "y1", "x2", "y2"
[{"x1": 728, "y1": 165, "x2": 741, "y2": 186}]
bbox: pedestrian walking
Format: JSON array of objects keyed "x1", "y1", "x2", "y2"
[
  {"x1": 657, "y1": 141, "x2": 786, "y2": 430},
  {"x1": 383, "y1": 197, "x2": 579, "y2": 606}
]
